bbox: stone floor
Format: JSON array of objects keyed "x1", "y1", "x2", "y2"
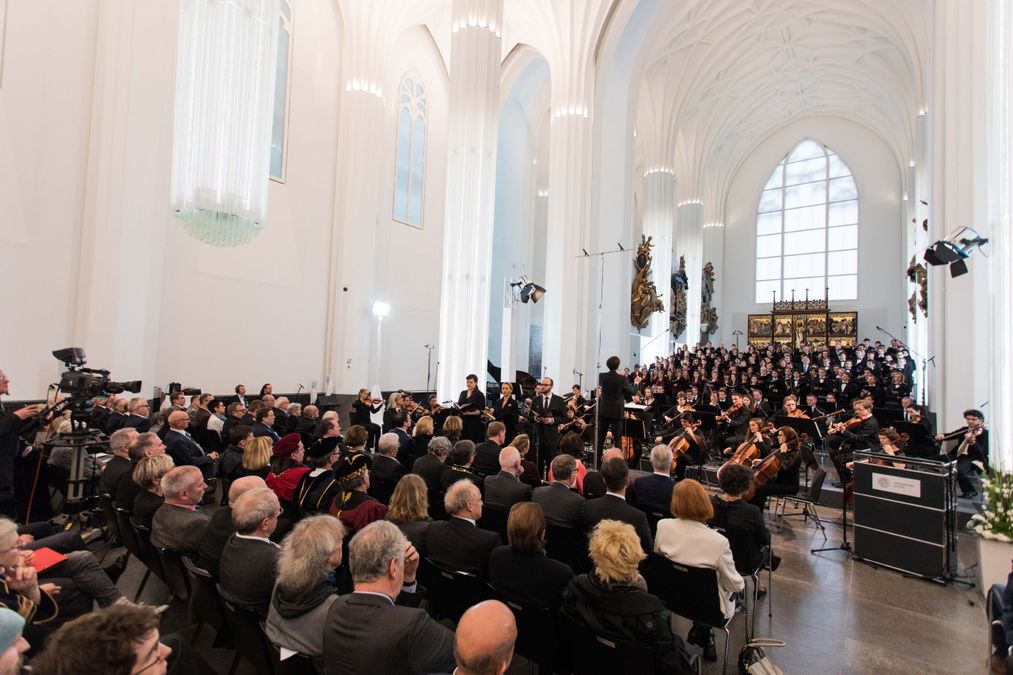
[{"x1": 112, "y1": 499, "x2": 988, "y2": 675}]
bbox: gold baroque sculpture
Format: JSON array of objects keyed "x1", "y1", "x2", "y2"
[{"x1": 631, "y1": 235, "x2": 666, "y2": 330}]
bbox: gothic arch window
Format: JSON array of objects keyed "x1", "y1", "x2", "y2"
[
  {"x1": 754, "y1": 139, "x2": 858, "y2": 303},
  {"x1": 393, "y1": 73, "x2": 427, "y2": 227},
  {"x1": 269, "y1": 0, "x2": 293, "y2": 181}
]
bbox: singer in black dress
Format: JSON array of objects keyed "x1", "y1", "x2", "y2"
[
  {"x1": 493, "y1": 382, "x2": 520, "y2": 442},
  {"x1": 458, "y1": 374, "x2": 487, "y2": 443}
]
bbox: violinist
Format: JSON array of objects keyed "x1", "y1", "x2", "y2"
[
  {"x1": 457, "y1": 374, "x2": 487, "y2": 443},
  {"x1": 382, "y1": 391, "x2": 404, "y2": 432},
  {"x1": 351, "y1": 388, "x2": 384, "y2": 451},
  {"x1": 717, "y1": 391, "x2": 752, "y2": 449},
  {"x1": 848, "y1": 428, "x2": 906, "y2": 473},
  {"x1": 568, "y1": 385, "x2": 587, "y2": 410},
  {"x1": 779, "y1": 395, "x2": 809, "y2": 419},
  {"x1": 802, "y1": 393, "x2": 824, "y2": 420},
  {"x1": 827, "y1": 399, "x2": 880, "y2": 486},
  {"x1": 935, "y1": 408, "x2": 989, "y2": 500},
  {"x1": 559, "y1": 404, "x2": 588, "y2": 436},
  {"x1": 748, "y1": 427, "x2": 802, "y2": 511},
  {"x1": 491, "y1": 382, "x2": 520, "y2": 442}
]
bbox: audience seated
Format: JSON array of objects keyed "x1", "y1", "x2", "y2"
[
  {"x1": 150, "y1": 466, "x2": 210, "y2": 557},
  {"x1": 628, "y1": 444, "x2": 676, "y2": 515},
  {"x1": 242, "y1": 436, "x2": 272, "y2": 480},
  {"x1": 483, "y1": 446, "x2": 533, "y2": 512},
  {"x1": 710, "y1": 463, "x2": 775, "y2": 572},
  {"x1": 129, "y1": 455, "x2": 174, "y2": 529},
  {"x1": 580, "y1": 446, "x2": 622, "y2": 499},
  {"x1": 252, "y1": 407, "x2": 281, "y2": 442},
  {"x1": 116, "y1": 432, "x2": 166, "y2": 510},
  {"x1": 122, "y1": 397, "x2": 153, "y2": 433},
  {"x1": 442, "y1": 416, "x2": 463, "y2": 444},
  {"x1": 323, "y1": 521, "x2": 454, "y2": 675},
  {"x1": 0, "y1": 607, "x2": 29, "y2": 674},
  {"x1": 294, "y1": 435, "x2": 341, "y2": 517},
  {"x1": 197, "y1": 476, "x2": 265, "y2": 578},
  {"x1": 581, "y1": 458, "x2": 654, "y2": 553},
  {"x1": 217, "y1": 487, "x2": 282, "y2": 618},
  {"x1": 333, "y1": 454, "x2": 387, "y2": 535},
  {"x1": 472, "y1": 422, "x2": 506, "y2": 476},
  {"x1": 454, "y1": 600, "x2": 517, "y2": 675},
  {"x1": 215, "y1": 425, "x2": 253, "y2": 486},
  {"x1": 410, "y1": 416, "x2": 434, "y2": 464},
  {"x1": 266, "y1": 516, "x2": 346, "y2": 665},
  {"x1": 425, "y1": 481, "x2": 499, "y2": 578},
  {"x1": 221, "y1": 402, "x2": 248, "y2": 442},
  {"x1": 0, "y1": 518, "x2": 58, "y2": 646},
  {"x1": 560, "y1": 520, "x2": 690, "y2": 674},
  {"x1": 386, "y1": 474, "x2": 432, "y2": 556},
  {"x1": 371, "y1": 433, "x2": 407, "y2": 486},
  {"x1": 489, "y1": 503, "x2": 573, "y2": 609},
  {"x1": 266, "y1": 433, "x2": 310, "y2": 502},
  {"x1": 509, "y1": 435, "x2": 542, "y2": 489},
  {"x1": 533, "y1": 453, "x2": 585, "y2": 529},
  {"x1": 99, "y1": 428, "x2": 137, "y2": 496},
  {"x1": 441, "y1": 440, "x2": 483, "y2": 492},
  {"x1": 163, "y1": 410, "x2": 218, "y2": 479},
  {"x1": 655, "y1": 479, "x2": 744, "y2": 662},
  {"x1": 411, "y1": 436, "x2": 451, "y2": 492}
]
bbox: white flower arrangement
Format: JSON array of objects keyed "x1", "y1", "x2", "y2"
[{"x1": 969, "y1": 472, "x2": 1013, "y2": 541}]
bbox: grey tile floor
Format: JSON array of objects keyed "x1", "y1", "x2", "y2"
[{"x1": 114, "y1": 501, "x2": 987, "y2": 675}]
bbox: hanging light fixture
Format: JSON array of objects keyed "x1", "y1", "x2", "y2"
[{"x1": 170, "y1": 0, "x2": 281, "y2": 246}]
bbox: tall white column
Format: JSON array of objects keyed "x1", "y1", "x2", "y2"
[
  {"x1": 988, "y1": 0, "x2": 1013, "y2": 470},
  {"x1": 324, "y1": 2, "x2": 392, "y2": 394},
  {"x1": 675, "y1": 202, "x2": 703, "y2": 346},
  {"x1": 640, "y1": 170, "x2": 674, "y2": 362},
  {"x1": 73, "y1": 0, "x2": 178, "y2": 390},
  {"x1": 702, "y1": 223, "x2": 725, "y2": 345},
  {"x1": 436, "y1": 0, "x2": 503, "y2": 400},
  {"x1": 906, "y1": 113, "x2": 930, "y2": 403}
]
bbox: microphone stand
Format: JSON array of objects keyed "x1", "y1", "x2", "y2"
[{"x1": 875, "y1": 325, "x2": 933, "y2": 407}]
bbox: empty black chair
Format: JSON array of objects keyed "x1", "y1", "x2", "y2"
[
  {"x1": 98, "y1": 492, "x2": 121, "y2": 546},
  {"x1": 642, "y1": 553, "x2": 735, "y2": 674},
  {"x1": 220, "y1": 595, "x2": 277, "y2": 675},
  {"x1": 490, "y1": 584, "x2": 566, "y2": 673},
  {"x1": 560, "y1": 614, "x2": 656, "y2": 675},
  {"x1": 419, "y1": 558, "x2": 490, "y2": 623},
  {"x1": 369, "y1": 477, "x2": 398, "y2": 505},
  {"x1": 775, "y1": 468, "x2": 827, "y2": 538},
  {"x1": 645, "y1": 511, "x2": 668, "y2": 539},
  {"x1": 544, "y1": 524, "x2": 591, "y2": 574},
  {"x1": 115, "y1": 508, "x2": 150, "y2": 601},
  {"x1": 181, "y1": 556, "x2": 231, "y2": 648},
  {"x1": 157, "y1": 547, "x2": 191, "y2": 603},
  {"x1": 427, "y1": 487, "x2": 448, "y2": 521},
  {"x1": 131, "y1": 521, "x2": 165, "y2": 583},
  {"x1": 719, "y1": 525, "x2": 773, "y2": 638},
  {"x1": 477, "y1": 507, "x2": 509, "y2": 544}
]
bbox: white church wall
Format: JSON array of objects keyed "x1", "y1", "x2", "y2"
[
  {"x1": 0, "y1": 1, "x2": 99, "y2": 397},
  {"x1": 156, "y1": 0, "x2": 342, "y2": 395},
  {"x1": 720, "y1": 116, "x2": 906, "y2": 350}
]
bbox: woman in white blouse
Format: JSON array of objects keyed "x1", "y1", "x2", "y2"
[{"x1": 654, "y1": 478, "x2": 744, "y2": 662}]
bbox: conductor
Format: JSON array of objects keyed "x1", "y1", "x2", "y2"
[{"x1": 597, "y1": 356, "x2": 637, "y2": 458}]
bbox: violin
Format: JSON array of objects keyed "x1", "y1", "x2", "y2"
[
  {"x1": 829, "y1": 415, "x2": 863, "y2": 435},
  {"x1": 718, "y1": 403, "x2": 742, "y2": 423},
  {"x1": 786, "y1": 408, "x2": 810, "y2": 419},
  {"x1": 370, "y1": 398, "x2": 384, "y2": 406}
]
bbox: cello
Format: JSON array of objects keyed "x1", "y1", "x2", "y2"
[
  {"x1": 668, "y1": 419, "x2": 703, "y2": 458},
  {"x1": 746, "y1": 432, "x2": 808, "y2": 499}
]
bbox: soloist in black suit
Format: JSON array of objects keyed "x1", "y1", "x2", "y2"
[
  {"x1": 530, "y1": 393, "x2": 565, "y2": 473},
  {"x1": 424, "y1": 516, "x2": 500, "y2": 578}
]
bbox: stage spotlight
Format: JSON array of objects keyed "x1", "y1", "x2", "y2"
[
  {"x1": 517, "y1": 275, "x2": 546, "y2": 304},
  {"x1": 923, "y1": 227, "x2": 987, "y2": 278}
]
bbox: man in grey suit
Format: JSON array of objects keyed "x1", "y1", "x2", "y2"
[
  {"x1": 581, "y1": 457, "x2": 653, "y2": 553},
  {"x1": 323, "y1": 521, "x2": 454, "y2": 675},
  {"x1": 150, "y1": 466, "x2": 210, "y2": 557},
  {"x1": 483, "y1": 447, "x2": 532, "y2": 512},
  {"x1": 533, "y1": 453, "x2": 585, "y2": 528}
]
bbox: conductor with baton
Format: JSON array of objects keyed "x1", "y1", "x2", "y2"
[{"x1": 597, "y1": 356, "x2": 638, "y2": 462}]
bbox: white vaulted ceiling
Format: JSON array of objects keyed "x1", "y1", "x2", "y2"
[{"x1": 635, "y1": 0, "x2": 927, "y2": 209}]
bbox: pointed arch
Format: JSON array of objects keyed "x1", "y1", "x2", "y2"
[
  {"x1": 755, "y1": 138, "x2": 859, "y2": 303},
  {"x1": 393, "y1": 70, "x2": 427, "y2": 227}
]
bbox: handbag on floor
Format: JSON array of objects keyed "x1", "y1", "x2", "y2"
[{"x1": 738, "y1": 638, "x2": 786, "y2": 675}]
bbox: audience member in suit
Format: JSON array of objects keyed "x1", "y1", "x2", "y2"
[
  {"x1": 99, "y1": 428, "x2": 137, "y2": 496},
  {"x1": 221, "y1": 402, "x2": 248, "y2": 442},
  {"x1": 122, "y1": 397, "x2": 152, "y2": 433},
  {"x1": 369, "y1": 433, "x2": 407, "y2": 504},
  {"x1": 128, "y1": 455, "x2": 173, "y2": 529},
  {"x1": 529, "y1": 377, "x2": 566, "y2": 475},
  {"x1": 472, "y1": 422, "x2": 506, "y2": 476},
  {"x1": 411, "y1": 436, "x2": 452, "y2": 492},
  {"x1": 163, "y1": 410, "x2": 219, "y2": 479},
  {"x1": 117, "y1": 432, "x2": 167, "y2": 510},
  {"x1": 216, "y1": 425, "x2": 254, "y2": 486},
  {"x1": 252, "y1": 408, "x2": 281, "y2": 443},
  {"x1": 627, "y1": 444, "x2": 676, "y2": 516},
  {"x1": 533, "y1": 453, "x2": 585, "y2": 529},
  {"x1": 440, "y1": 440, "x2": 484, "y2": 492},
  {"x1": 198, "y1": 476, "x2": 265, "y2": 578},
  {"x1": 455, "y1": 601, "x2": 518, "y2": 675},
  {"x1": 150, "y1": 466, "x2": 211, "y2": 557},
  {"x1": 509, "y1": 434, "x2": 542, "y2": 489},
  {"x1": 424, "y1": 481, "x2": 500, "y2": 578},
  {"x1": 581, "y1": 457, "x2": 653, "y2": 553},
  {"x1": 597, "y1": 355, "x2": 638, "y2": 456},
  {"x1": 233, "y1": 384, "x2": 249, "y2": 409},
  {"x1": 388, "y1": 413, "x2": 417, "y2": 469},
  {"x1": 489, "y1": 502, "x2": 573, "y2": 610},
  {"x1": 296, "y1": 405, "x2": 321, "y2": 437},
  {"x1": 333, "y1": 453, "x2": 388, "y2": 535},
  {"x1": 483, "y1": 446, "x2": 533, "y2": 513},
  {"x1": 284, "y1": 403, "x2": 302, "y2": 434},
  {"x1": 709, "y1": 463, "x2": 776, "y2": 572},
  {"x1": 323, "y1": 521, "x2": 454, "y2": 675},
  {"x1": 581, "y1": 447, "x2": 623, "y2": 499},
  {"x1": 561, "y1": 520, "x2": 691, "y2": 675},
  {"x1": 411, "y1": 417, "x2": 434, "y2": 465},
  {"x1": 105, "y1": 398, "x2": 129, "y2": 433},
  {"x1": 218, "y1": 487, "x2": 282, "y2": 618},
  {"x1": 88, "y1": 396, "x2": 112, "y2": 432},
  {"x1": 155, "y1": 392, "x2": 186, "y2": 440},
  {"x1": 271, "y1": 397, "x2": 290, "y2": 436},
  {"x1": 386, "y1": 474, "x2": 432, "y2": 556},
  {"x1": 655, "y1": 479, "x2": 744, "y2": 662}
]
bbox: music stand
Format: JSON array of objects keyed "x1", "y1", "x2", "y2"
[{"x1": 774, "y1": 416, "x2": 823, "y2": 443}]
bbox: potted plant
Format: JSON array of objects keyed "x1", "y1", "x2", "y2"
[{"x1": 969, "y1": 471, "x2": 1013, "y2": 594}]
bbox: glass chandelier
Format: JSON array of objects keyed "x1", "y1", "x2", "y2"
[{"x1": 170, "y1": 0, "x2": 281, "y2": 246}]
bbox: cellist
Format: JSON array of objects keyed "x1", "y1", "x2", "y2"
[
  {"x1": 748, "y1": 427, "x2": 803, "y2": 511},
  {"x1": 654, "y1": 413, "x2": 706, "y2": 480}
]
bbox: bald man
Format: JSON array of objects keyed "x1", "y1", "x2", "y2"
[
  {"x1": 198, "y1": 476, "x2": 267, "y2": 578},
  {"x1": 455, "y1": 601, "x2": 517, "y2": 675},
  {"x1": 164, "y1": 410, "x2": 218, "y2": 478},
  {"x1": 483, "y1": 447, "x2": 532, "y2": 512}
]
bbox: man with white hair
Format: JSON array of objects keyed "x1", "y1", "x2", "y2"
[
  {"x1": 122, "y1": 397, "x2": 152, "y2": 432},
  {"x1": 370, "y1": 433, "x2": 407, "y2": 500},
  {"x1": 150, "y1": 466, "x2": 210, "y2": 557},
  {"x1": 218, "y1": 487, "x2": 282, "y2": 617},
  {"x1": 100, "y1": 427, "x2": 138, "y2": 495},
  {"x1": 272, "y1": 396, "x2": 290, "y2": 435},
  {"x1": 198, "y1": 475, "x2": 266, "y2": 578},
  {"x1": 424, "y1": 481, "x2": 499, "y2": 578},
  {"x1": 483, "y1": 446, "x2": 532, "y2": 512},
  {"x1": 411, "y1": 436, "x2": 451, "y2": 492},
  {"x1": 323, "y1": 521, "x2": 454, "y2": 675},
  {"x1": 627, "y1": 444, "x2": 676, "y2": 515}
]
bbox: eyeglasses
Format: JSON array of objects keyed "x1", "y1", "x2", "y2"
[{"x1": 134, "y1": 648, "x2": 168, "y2": 674}]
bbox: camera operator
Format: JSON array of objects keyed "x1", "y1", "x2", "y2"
[{"x1": 0, "y1": 370, "x2": 43, "y2": 519}]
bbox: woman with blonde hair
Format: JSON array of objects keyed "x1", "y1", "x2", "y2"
[
  {"x1": 386, "y1": 474, "x2": 431, "y2": 554},
  {"x1": 655, "y1": 479, "x2": 743, "y2": 662},
  {"x1": 411, "y1": 416, "x2": 435, "y2": 462},
  {"x1": 560, "y1": 520, "x2": 688, "y2": 673},
  {"x1": 243, "y1": 436, "x2": 273, "y2": 479},
  {"x1": 265, "y1": 516, "x2": 346, "y2": 664},
  {"x1": 130, "y1": 454, "x2": 175, "y2": 528},
  {"x1": 441, "y1": 415, "x2": 463, "y2": 444}
]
